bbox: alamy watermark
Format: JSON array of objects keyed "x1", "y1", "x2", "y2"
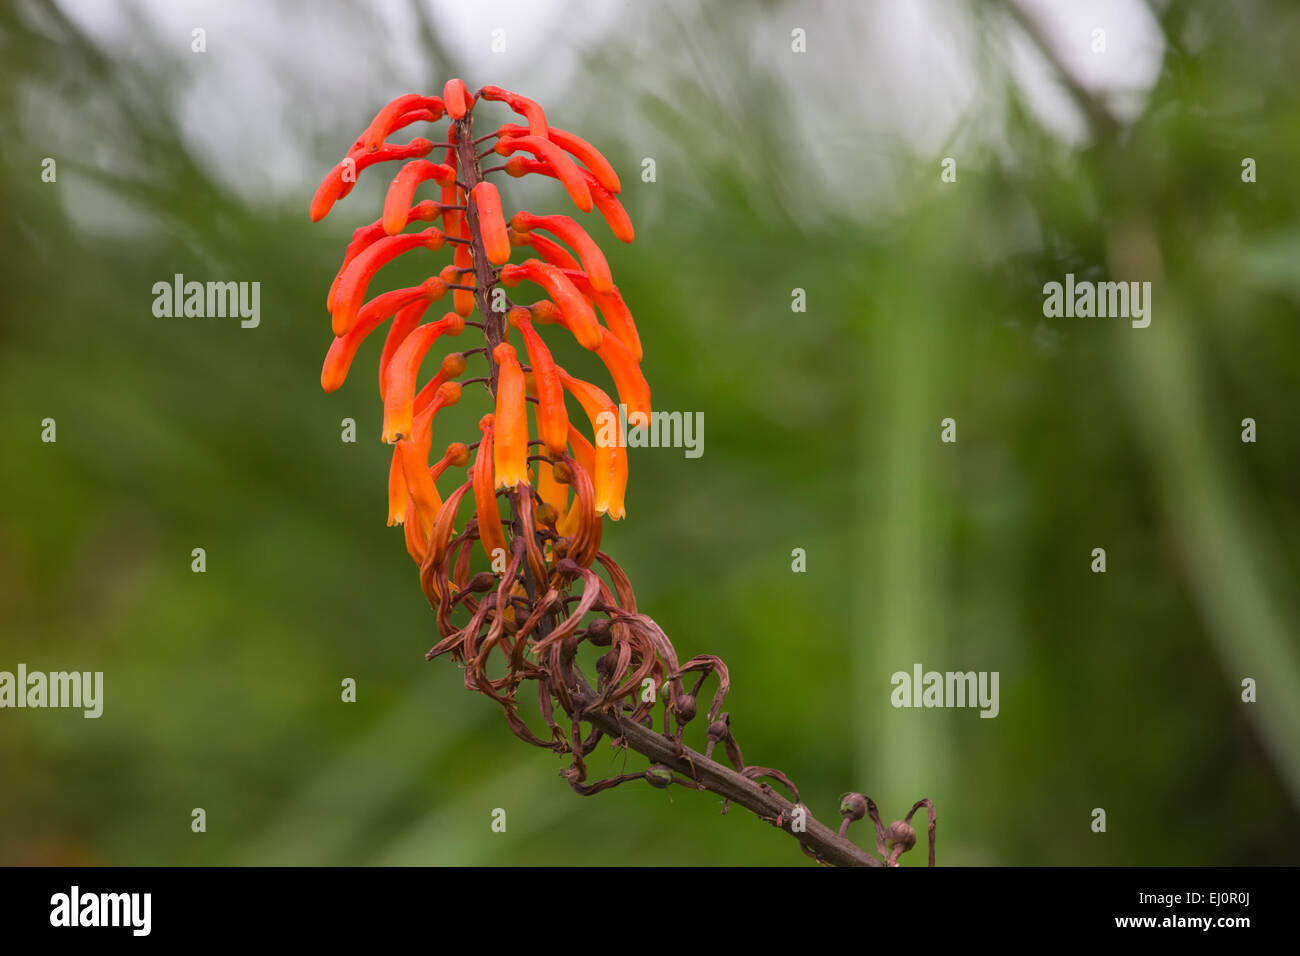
[
  {"x1": 152, "y1": 273, "x2": 260, "y2": 328},
  {"x1": 0, "y1": 664, "x2": 103, "y2": 718},
  {"x1": 594, "y1": 404, "x2": 703, "y2": 458},
  {"x1": 891, "y1": 663, "x2": 999, "y2": 718},
  {"x1": 1042, "y1": 273, "x2": 1151, "y2": 328}
]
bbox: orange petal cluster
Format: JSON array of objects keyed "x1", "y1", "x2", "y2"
[{"x1": 309, "y1": 80, "x2": 650, "y2": 599}]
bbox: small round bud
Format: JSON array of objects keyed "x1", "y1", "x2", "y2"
[
  {"x1": 534, "y1": 501, "x2": 558, "y2": 527},
  {"x1": 672, "y1": 692, "x2": 697, "y2": 723},
  {"x1": 552, "y1": 461, "x2": 573, "y2": 485},
  {"x1": 645, "y1": 765, "x2": 673, "y2": 789},
  {"x1": 885, "y1": 820, "x2": 916, "y2": 851},
  {"x1": 441, "y1": 352, "x2": 467, "y2": 377},
  {"x1": 585, "y1": 617, "x2": 611, "y2": 646},
  {"x1": 444, "y1": 442, "x2": 470, "y2": 467},
  {"x1": 839, "y1": 792, "x2": 867, "y2": 823},
  {"x1": 706, "y1": 716, "x2": 731, "y2": 744}
]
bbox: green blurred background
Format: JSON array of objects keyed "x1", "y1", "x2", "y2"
[{"x1": 2, "y1": 0, "x2": 1298, "y2": 865}]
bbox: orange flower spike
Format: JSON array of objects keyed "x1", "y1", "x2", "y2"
[
  {"x1": 413, "y1": 351, "x2": 467, "y2": 414},
  {"x1": 332, "y1": 228, "x2": 446, "y2": 336},
  {"x1": 498, "y1": 259, "x2": 601, "y2": 350},
  {"x1": 321, "y1": 279, "x2": 444, "y2": 393},
  {"x1": 510, "y1": 211, "x2": 613, "y2": 293},
  {"x1": 443, "y1": 78, "x2": 473, "y2": 119},
  {"x1": 472, "y1": 414, "x2": 508, "y2": 565},
  {"x1": 494, "y1": 136, "x2": 593, "y2": 212},
  {"x1": 378, "y1": 299, "x2": 434, "y2": 400},
  {"x1": 310, "y1": 138, "x2": 434, "y2": 222},
  {"x1": 501, "y1": 156, "x2": 632, "y2": 243},
  {"x1": 381, "y1": 312, "x2": 465, "y2": 442},
  {"x1": 507, "y1": 306, "x2": 567, "y2": 455},
  {"x1": 593, "y1": 327, "x2": 651, "y2": 423},
  {"x1": 557, "y1": 371, "x2": 628, "y2": 519},
  {"x1": 498, "y1": 122, "x2": 619, "y2": 193},
  {"x1": 361, "y1": 94, "x2": 445, "y2": 151},
  {"x1": 382, "y1": 161, "x2": 456, "y2": 235},
  {"x1": 491, "y1": 343, "x2": 531, "y2": 489},
  {"x1": 508, "y1": 227, "x2": 581, "y2": 272},
  {"x1": 470, "y1": 182, "x2": 512, "y2": 266}
]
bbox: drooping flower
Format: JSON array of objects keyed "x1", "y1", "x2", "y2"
[
  {"x1": 332, "y1": 229, "x2": 446, "y2": 336},
  {"x1": 480, "y1": 85, "x2": 548, "y2": 138},
  {"x1": 360, "y1": 94, "x2": 445, "y2": 151},
  {"x1": 496, "y1": 122, "x2": 620, "y2": 193},
  {"x1": 382, "y1": 312, "x2": 465, "y2": 442},
  {"x1": 491, "y1": 343, "x2": 530, "y2": 489},
  {"x1": 472, "y1": 414, "x2": 508, "y2": 562},
  {"x1": 507, "y1": 306, "x2": 567, "y2": 455},
  {"x1": 557, "y1": 370, "x2": 628, "y2": 519},
  {"x1": 509, "y1": 211, "x2": 612, "y2": 293},
  {"x1": 498, "y1": 260, "x2": 602, "y2": 350},
  {"x1": 494, "y1": 136, "x2": 593, "y2": 212},
  {"x1": 310, "y1": 138, "x2": 434, "y2": 222},
  {"x1": 502, "y1": 156, "x2": 633, "y2": 242}
]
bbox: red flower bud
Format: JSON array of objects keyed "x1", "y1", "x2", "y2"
[
  {"x1": 382, "y1": 161, "x2": 456, "y2": 235},
  {"x1": 412, "y1": 351, "x2": 467, "y2": 414},
  {"x1": 498, "y1": 259, "x2": 601, "y2": 350},
  {"x1": 378, "y1": 299, "x2": 434, "y2": 400},
  {"x1": 491, "y1": 343, "x2": 530, "y2": 490},
  {"x1": 497, "y1": 123, "x2": 619, "y2": 193},
  {"x1": 510, "y1": 211, "x2": 612, "y2": 293},
  {"x1": 310, "y1": 138, "x2": 434, "y2": 222},
  {"x1": 443, "y1": 78, "x2": 472, "y2": 119},
  {"x1": 471, "y1": 182, "x2": 511, "y2": 266},
  {"x1": 508, "y1": 306, "x2": 567, "y2": 455},
  {"x1": 381, "y1": 312, "x2": 465, "y2": 442},
  {"x1": 331, "y1": 228, "x2": 445, "y2": 336},
  {"x1": 481, "y1": 86, "x2": 549, "y2": 138},
  {"x1": 361, "y1": 94, "x2": 445, "y2": 152},
  {"x1": 495, "y1": 136, "x2": 593, "y2": 213}
]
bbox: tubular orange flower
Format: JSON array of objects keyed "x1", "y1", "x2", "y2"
[
  {"x1": 443, "y1": 78, "x2": 472, "y2": 119},
  {"x1": 378, "y1": 299, "x2": 434, "y2": 400},
  {"x1": 382, "y1": 312, "x2": 465, "y2": 442},
  {"x1": 401, "y1": 381, "x2": 464, "y2": 543},
  {"x1": 472, "y1": 414, "x2": 508, "y2": 564},
  {"x1": 507, "y1": 306, "x2": 567, "y2": 456},
  {"x1": 557, "y1": 371, "x2": 628, "y2": 519},
  {"x1": 328, "y1": 200, "x2": 443, "y2": 311},
  {"x1": 558, "y1": 269, "x2": 644, "y2": 360},
  {"x1": 593, "y1": 327, "x2": 651, "y2": 422},
  {"x1": 332, "y1": 228, "x2": 446, "y2": 336},
  {"x1": 382, "y1": 161, "x2": 456, "y2": 235},
  {"x1": 451, "y1": 211, "x2": 476, "y2": 316},
  {"x1": 471, "y1": 182, "x2": 511, "y2": 266},
  {"x1": 480, "y1": 86, "x2": 548, "y2": 138},
  {"x1": 361, "y1": 94, "x2": 445, "y2": 151},
  {"x1": 497, "y1": 122, "x2": 619, "y2": 193},
  {"x1": 498, "y1": 259, "x2": 601, "y2": 350},
  {"x1": 495, "y1": 136, "x2": 593, "y2": 212},
  {"x1": 508, "y1": 227, "x2": 580, "y2": 271},
  {"x1": 491, "y1": 343, "x2": 530, "y2": 489},
  {"x1": 310, "y1": 138, "x2": 434, "y2": 222},
  {"x1": 509, "y1": 212, "x2": 612, "y2": 293},
  {"x1": 321, "y1": 279, "x2": 444, "y2": 393},
  {"x1": 502, "y1": 156, "x2": 633, "y2": 243}
]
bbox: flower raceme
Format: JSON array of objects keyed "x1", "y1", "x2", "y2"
[{"x1": 310, "y1": 81, "x2": 647, "y2": 598}]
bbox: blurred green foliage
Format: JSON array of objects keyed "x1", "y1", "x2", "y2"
[{"x1": 1, "y1": 0, "x2": 1297, "y2": 865}]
